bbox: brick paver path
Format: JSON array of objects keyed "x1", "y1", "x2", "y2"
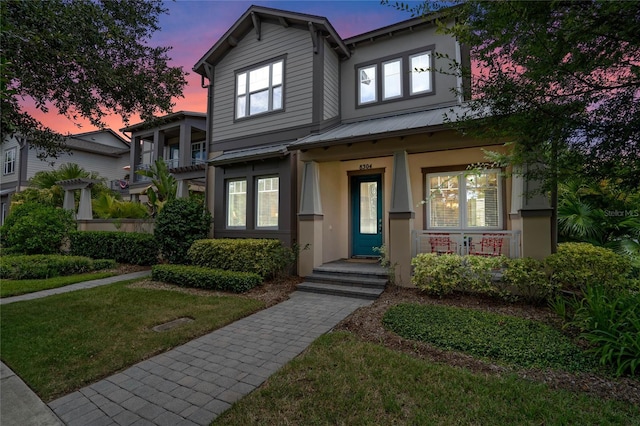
[{"x1": 49, "y1": 292, "x2": 371, "y2": 426}]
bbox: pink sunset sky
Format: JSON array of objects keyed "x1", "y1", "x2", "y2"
[{"x1": 25, "y1": 0, "x2": 424, "y2": 140}]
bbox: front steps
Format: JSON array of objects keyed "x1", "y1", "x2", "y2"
[{"x1": 297, "y1": 260, "x2": 388, "y2": 300}]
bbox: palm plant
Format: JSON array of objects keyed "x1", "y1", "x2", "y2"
[
  {"x1": 135, "y1": 158, "x2": 177, "y2": 216},
  {"x1": 558, "y1": 177, "x2": 640, "y2": 271}
]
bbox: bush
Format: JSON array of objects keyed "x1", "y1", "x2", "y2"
[
  {"x1": 68, "y1": 231, "x2": 158, "y2": 265},
  {"x1": 188, "y1": 239, "x2": 294, "y2": 279},
  {"x1": 499, "y1": 257, "x2": 558, "y2": 303},
  {"x1": 152, "y1": 264, "x2": 261, "y2": 293},
  {"x1": 1, "y1": 203, "x2": 75, "y2": 254},
  {"x1": 546, "y1": 243, "x2": 632, "y2": 293},
  {"x1": 411, "y1": 253, "x2": 464, "y2": 297},
  {"x1": 463, "y1": 255, "x2": 505, "y2": 295},
  {"x1": 155, "y1": 198, "x2": 211, "y2": 264},
  {"x1": 383, "y1": 303, "x2": 596, "y2": 372},
  {"x1": 0, "y1": 255, "x2": 115, "y2": 280},
  {"x1": 561, "y1": 285, "x2": 640, "y2": 377}
]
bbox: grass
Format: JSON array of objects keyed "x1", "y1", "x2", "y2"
[
  {"x1": 0, "y1": 271, "x2": 117, "y2": 297},
  {"x1": 213, "y1": 332, "x2": 640, "y2": 425},
  {"x1": 0, "y1": 279, "x2": 264, "y2": 401},
  {"x1": 382, "y1": 303, "x2": 597, "y2": 372}
]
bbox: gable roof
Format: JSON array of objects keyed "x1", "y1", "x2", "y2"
[
  {"x1": 120, "y1": 111, "x2": 206, "y2": 133},
  {"x1": 193, "y1": 5, "x2": 350, "y2": 76}
]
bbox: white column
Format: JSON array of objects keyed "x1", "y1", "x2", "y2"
[
  {"x1": 77, "y1": 188, "x2": 93, "y2": 220},
  {"x1": 63, "y1": 190, "x2": 75, "y2": 216}
]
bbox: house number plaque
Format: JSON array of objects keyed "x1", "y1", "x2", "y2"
[{"x1": 359, "y1": 164, "x2": 372, "y2": 170}]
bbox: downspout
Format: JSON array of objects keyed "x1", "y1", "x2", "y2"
[{"x1": 201, "y1": 65, "x2": 214, "y2": 229}]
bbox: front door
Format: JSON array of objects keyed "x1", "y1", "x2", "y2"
[{"x1": 351, "y1": 174, "x2": 382, "y2": 257}]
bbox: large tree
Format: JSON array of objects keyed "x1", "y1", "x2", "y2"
[
  {"x1": 0, "y1": 0, "x2": 187, "y2": 158},
  {"x1": 386, "y1": 0, "x2": 640, "y2": 190}
]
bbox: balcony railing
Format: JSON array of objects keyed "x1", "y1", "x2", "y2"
[
  {"x1": 109, "y1": 179, "x2": 130, "y2": 192},
  {"x1": 412, "y1": 230, "x2": 521, "y2": 258},
  {"x1": 133, "y1": 164, "x2": 152, "y2": 183}
]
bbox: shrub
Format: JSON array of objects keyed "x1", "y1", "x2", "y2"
[
  {"x1": 155, "y1": 198, "x2": 211, "y2": 264},
  {"x1": 411, "y1": 253, "x2": 464, "y2": 297},
  {"x1": 188, "y1": 239, "x2": 294, "y2": 279},
  {"x1": 152, "y1": 264, "x2": 261, "y2": 293},
  {"x1": 562, "y1": 285, "x2": 640, "y2": 377},
  {"x1": 68, "y1": 231, "x2": 158, "y2": 265},
  {"x1": 500, "y1": 257, "x2": 558, "y2": 303},
  {"x1": 383, "y1": 303, "x2": 596, "y2": 372},
  {"x1": 1, "y1": 203, "x2": 75, "y2": 254},
  {"x1": 545, "y1": 243, "x2": 631, "y2": 293},
  {"x1": 0, "y1": 255, "x2": 114, "y2": 280},
  {"x1": 463, "y1": 255, "x2": 505, "y2": 295}
]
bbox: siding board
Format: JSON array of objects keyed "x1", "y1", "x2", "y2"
[{"x1": 212, "y1": 22, "x2": 314, "y2": 144}]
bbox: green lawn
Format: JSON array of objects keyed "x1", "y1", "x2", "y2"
[
  {"x1": 0, "y1": 280, "x2": 264, "y2": 401},
  {"x1": 214, "y1": 332, "x2": 640, "y2": 425},
  {"x1": 0, "y1": 271, "x2": 117, "y2": 297}
]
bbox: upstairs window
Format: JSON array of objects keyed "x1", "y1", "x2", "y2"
[
  {"x1": 3, "y1": 148, "x2": 16, "y2": 175},
  {"x1": 356, "y1": 47, "x2": 433, "y2": 107},
  {"x1": 236, "y1": 59, "x2": 284, "y2": 119},
  {"x1": 191, "y1": 141, "x2": 206, "y2": 165},
  {"x1": 426, "y1": 170, "x2": 501, "y2": 229}
]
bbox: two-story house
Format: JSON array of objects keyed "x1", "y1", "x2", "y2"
[
  {"x1": 194, "y1": 6, "x2": 553, "y2": 285},
  {"x1": 122, "y1": 111, "x2": 207, "y2": 201},
  {"x1": 1, "y1": 129, "x2": 130, "y2": 224}
]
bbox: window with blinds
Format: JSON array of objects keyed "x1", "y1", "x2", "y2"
[{"x1": 427, "y1": 170, "x2": 501, "y2": 229}]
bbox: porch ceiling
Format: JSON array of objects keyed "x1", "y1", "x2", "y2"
[{"x1": 289, "y1": 105, "x2": 468, "y2": 151}]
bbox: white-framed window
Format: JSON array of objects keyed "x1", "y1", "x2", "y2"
[
  {"x1": 356, "y1": 48, "x2": 433, "y2": 107},
  {"x1": 358, "y1": 65, "x2": 377, "y2": 104},
  {"x1": 191, "y1": 141, "x2": 206, "y2": 165},
  {"x1": 382, "y1": 59, "x2": 402, "y2": 100},
  {"x1": 236, "y1": 59, "x2": 284, "y2": 119},
  {"x1": 426, "y1": 170, "x2": 501, "y2": 229},
  {"x1": 256, "y1": 177, "x2": 279, "y2": 228},
  {"x1": 410, "y1": 51, "x2": 431, "y2": 95},
  {"x1": 227, "y1": 179, "x2": 247, "y2": 228},
  {"x1": 3, "y1": 148, "x2": 16, "y2": 175}
]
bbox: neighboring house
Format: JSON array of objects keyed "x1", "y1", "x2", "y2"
[
  {"x1": 0, "y1": 129, "x2": 130, "y2": 225},
  {"x1": 121, "y1": 111, "x2": 207, "y2": 201},
  {"x1": 193, "y1": 6, "x2": 552, "y2": 285}
]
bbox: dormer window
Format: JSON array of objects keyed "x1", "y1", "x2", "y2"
[
  {"x1": 236, "y1": 58, "x2": 284, "y2": 119},
  {"x1": 356, "y1": 47, "x2": 433, "y2": 107}
]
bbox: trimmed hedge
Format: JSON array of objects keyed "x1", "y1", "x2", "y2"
[
  {"x1": 155, "y1": 198, "x2": 211, "y2": 264},
  {"x1": 0, "y1": 255, "x2": 116, "y2": 280},
  {"x1": 188, "y1": 239, "x2": 294, "y2": 279},
  {"x1": 152, "y1": 264, "x2": 261, "y2": 293},
  {"x1": 68, "y1": 231, "x2": 158, "y2": 265},
  {"x1": 545, "y1": 242, "x2": 632, "y2": 292}
]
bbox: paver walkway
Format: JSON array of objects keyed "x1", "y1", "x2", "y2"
[{"x1": 48, "y1": 291, "x2": 372, "y2": 426}]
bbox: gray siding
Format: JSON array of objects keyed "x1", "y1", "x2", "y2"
[
  {"x1": 323, "y1": 40, "x2": 340, "y2": 120},
  {"x1": 0, "y1": 136, "x2": 20, "y2": 186},
  {"x1": 27, "y1": 150, "x2": 129, "y2": 182},
  {"x1": 212, "y1": 22, "x2": 315, "y2": 145},
  {"x1": 341, "y1": 24, "x2": 460, "y2": 121}
]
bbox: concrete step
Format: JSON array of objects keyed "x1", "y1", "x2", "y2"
[
  {"x1": 304, "y1": 272, "x2": 387, "y2": 289},
  {"x1": 297, "y1": 281, "x2": 384, "y2": 300}
]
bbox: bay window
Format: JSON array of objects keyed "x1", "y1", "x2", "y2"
[{"x1": 427, "y1": 170, "x2": 501, "y2": 229}]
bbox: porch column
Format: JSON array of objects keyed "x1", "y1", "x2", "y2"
[
  {"x1": 63, "y1": 189, "x2": 75, "y2": 216},
  {"x1": 153, "y1": 130, "x2": 163, "y2": 162},
  {"x1": 298, "y1": 161, "x2": 323, "y2": 277},
  {"x1": 510, "y1": 164, "x2": 552, "y2": 259},
  {"x1": 389, "y1": 151, "x2": 414, "y2": 286},
  {"x1": 77, "y1": 187, "x2": 93, "y2": 220},
  {"x1": 176, "y1": 180, "x2": 190, "y2": 199},
  {"x1": 178, "y1": 124, "x2": 191, "y2": 167}
]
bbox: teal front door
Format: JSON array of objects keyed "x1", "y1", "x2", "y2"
[{"x1": 351, "y1": 174, "x2": 383, "y2": 257}]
